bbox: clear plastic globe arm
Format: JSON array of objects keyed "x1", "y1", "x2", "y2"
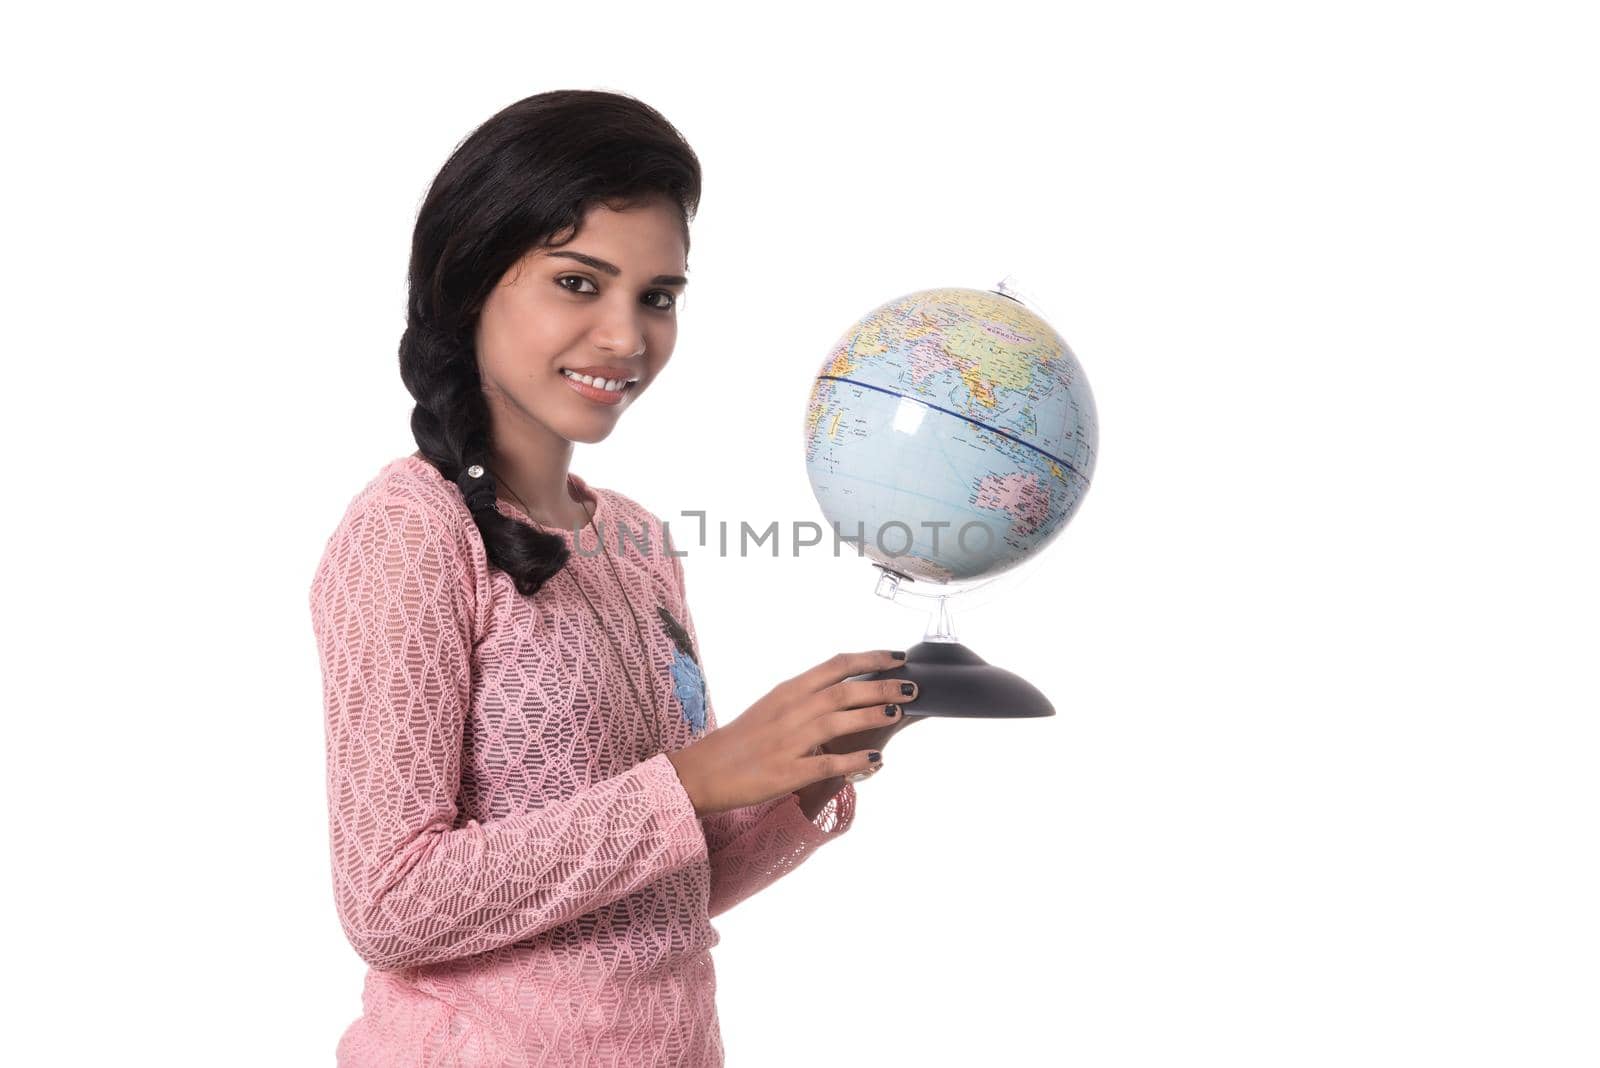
[{"x1": 870, "y1": 531, "x2": 1062, "y2": 639}]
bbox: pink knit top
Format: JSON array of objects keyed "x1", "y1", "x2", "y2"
[{"x1": 308, "y1": 454, "x2": 856, "y2": 1067}]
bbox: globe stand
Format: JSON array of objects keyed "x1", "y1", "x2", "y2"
[{"x1": 847, "y1": 565, "x2": 1055, "y2": 720}]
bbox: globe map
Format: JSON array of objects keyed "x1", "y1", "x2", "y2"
[{"x1": 804, "y1": 286, "x2": 1098, "y2": 584}]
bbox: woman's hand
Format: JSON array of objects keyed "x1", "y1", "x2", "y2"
[
  {"x1": 820, "y1": 696, "x2": 925, "y2": 765},
  {"x1": 666, "y1": 650, "x2": 919, "y2": 816},
  {"x1": 795, "y1": 700, "x2": 924, "y2": 815}
]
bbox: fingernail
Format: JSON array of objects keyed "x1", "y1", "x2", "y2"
[
  {"x1": 884, "y1": 704, "x2": 900, "y2": 717},
  {"x1": 868, "y1": 750, "x2": 881, "y2": 763},
  {"x1": 900, "y1": 682, "x2": 915, "y2": 696},
  {"x1": 890, "y1": 650, "x2": 906, "y2": 660}
]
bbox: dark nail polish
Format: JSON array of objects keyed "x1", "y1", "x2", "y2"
[
  {"x1": 890, "y1": 650, "x2": 906, "y2": 660},
  {"x1": 900, "y1": 682, "x2": 914, "y2": 696},
  {"x1": 868, "y1": 751, "x2": 881, "y2": 762},
  {"x1": 884, "y1": 704, "x2": 900, "y2": 717}
]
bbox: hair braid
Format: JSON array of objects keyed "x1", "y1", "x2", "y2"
[{"x1": 400, "y1": 321, "x2": 572, "y2": 596}]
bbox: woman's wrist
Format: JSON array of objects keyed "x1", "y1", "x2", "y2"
[{"x1": 665, "y1": 748, "x2": 707, "y2": 816}]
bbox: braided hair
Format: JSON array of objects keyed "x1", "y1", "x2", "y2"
[{"x1": 397, "y1": 89, "x2": 701, "y2": 596}]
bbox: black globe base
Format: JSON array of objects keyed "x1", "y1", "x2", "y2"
[{"x1": 850, "y1": 639, "x2": 1054, "y2": 719}]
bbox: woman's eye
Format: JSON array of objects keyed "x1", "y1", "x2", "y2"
[{"x1": 558, "y1": 275, "x2": 676, "y2": 312}]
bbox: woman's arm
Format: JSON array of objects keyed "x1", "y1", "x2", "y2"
[{"x1": 310, "y1": 496, "x2": 708, "y2": 971}]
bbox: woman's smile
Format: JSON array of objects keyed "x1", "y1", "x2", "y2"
[{"x1": 560, "y1": 367, "x2": 637, "y2": 406}]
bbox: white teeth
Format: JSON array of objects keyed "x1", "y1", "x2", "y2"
[{"x1": 562, "y1": 369, "x2": 628, "y2": 392}]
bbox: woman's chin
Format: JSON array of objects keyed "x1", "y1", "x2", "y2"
[{"x1": 556, "y1": 413, "x2": 622, "y2": 445}]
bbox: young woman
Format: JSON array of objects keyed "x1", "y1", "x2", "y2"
[{"x1": 308, "y1": 89, "x2": 922, "y2": 1067}]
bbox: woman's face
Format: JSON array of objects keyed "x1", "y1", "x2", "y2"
[{"x1": 474, "y1": 196, "x2": 688, "y2": 445}]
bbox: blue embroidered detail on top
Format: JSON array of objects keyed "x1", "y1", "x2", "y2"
[
  {"x1": 658, "y1": 605, "x2": 706, "y2": 736},
  {"x1": 669, "y1": 647, "x2": 707, "y2": 735}
]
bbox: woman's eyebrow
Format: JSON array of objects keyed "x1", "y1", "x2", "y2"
[{"x1": 546, "y1": 250, "x2": 688, "y2": 287}]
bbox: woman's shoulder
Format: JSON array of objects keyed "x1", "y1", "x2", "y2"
[
  {"x1": 308, "y1": 454, "x2": 482, "y2": 624},
  {"x1": 317, "y1": 453, "x2": 475, "y2": 559},
  {"x1": 369, "y1": 452, "x2": 472, "y2": 524}
]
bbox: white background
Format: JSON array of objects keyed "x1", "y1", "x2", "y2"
[{"x1": 6, "y1": 1, "x2": 1596, "y2": 1065}]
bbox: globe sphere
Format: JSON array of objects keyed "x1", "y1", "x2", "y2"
[{"x1": 804, "y1": 285, "x2": 1097, "y2": 584}]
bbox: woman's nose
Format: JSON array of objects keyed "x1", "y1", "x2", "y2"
[{"x1": 592, "y1": 305, "x2": 648, "y2": 356}]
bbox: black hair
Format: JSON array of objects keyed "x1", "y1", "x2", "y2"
[{"x1": 398, "y1": 89, "x2": 701, "y2": 596}]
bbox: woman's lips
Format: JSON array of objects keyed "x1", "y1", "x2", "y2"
[{"x1": 561, "y1": 371, "x2": 632, "y2": 406}]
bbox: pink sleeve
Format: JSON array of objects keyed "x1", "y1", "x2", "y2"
[
  {"x1": 309, "y1": 495, "x2": 708, "y2": 971},
  {"x1": 665, "y1": 536, "x2": 855, "y2": 918}
]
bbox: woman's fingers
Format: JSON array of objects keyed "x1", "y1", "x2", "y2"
[
  {"x1": 812, "y1": 700, "x2": 906, "y2": 752},
  {"x1": 789, "y1": 649, "x2": 907, "y2": 695},
  {"x1": 816, "y1": 675, "x2": 918, "y2": 715},
  {"x1": 804, "y1": 742, "x2": 883, "y2": 784}
]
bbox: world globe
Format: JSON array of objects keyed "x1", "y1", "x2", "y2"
[{"x1": 803, "y1": 281, "x2": 1098, "y2": 587}]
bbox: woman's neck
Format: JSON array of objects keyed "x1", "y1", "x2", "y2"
[
  {"x1": 413, "y1": 447, "x2": 588, "y2": 529},
  {"x1": 487, "y1": 445, "x2": 586, "y2": 529}
]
